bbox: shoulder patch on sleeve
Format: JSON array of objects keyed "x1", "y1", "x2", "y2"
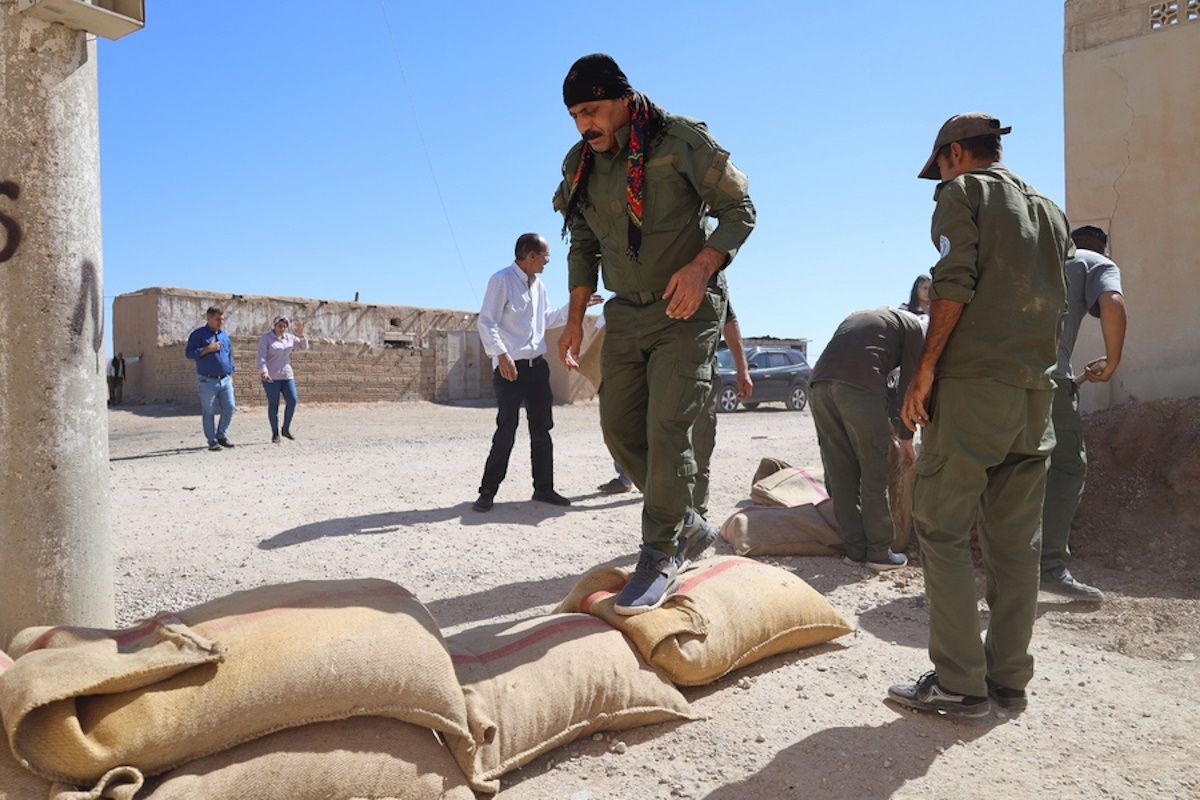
[
  {"x1": 938, "y1": 235, "x2": 951, "y2": 258},
  {"x1": 667, "y1": 115, "x2": 717, "y2": 149}
]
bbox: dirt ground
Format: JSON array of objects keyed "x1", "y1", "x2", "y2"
[{"x1": 104, "y1": 395, "x2": 1199, "y2": 800}]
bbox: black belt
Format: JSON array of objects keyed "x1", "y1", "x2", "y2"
[
  {"x1": 201, "y1": 373, "x2": 228, "y2": 379},
  {"x1": 510, "y1": 356, "x2": 545, "y2": 367},
  {"x1": 612, "y1": 289, "x2": 666, "y2": 306}
]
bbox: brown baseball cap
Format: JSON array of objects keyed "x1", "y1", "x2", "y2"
[{"x1": 918, "y1": 113, "x2": 1012, "y2": 180}]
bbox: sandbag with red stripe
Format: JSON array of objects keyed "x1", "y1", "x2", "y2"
[
  {"x1": 444, "y1": 613, "x2": 697, "y2": 794},
  {"x1": 555, "y1": 556, "x2": 853, "y2": 686}
]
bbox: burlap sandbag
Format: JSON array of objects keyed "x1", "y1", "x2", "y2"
[
  {"x1": 0, "y1": 579, "x2": 469, "y2": 786},
  {"x1": 555, "y1": 556, "x2": 853, "y2": 686},
  {"x1": 575, "y1": 323, "x2": 605, "y2": 391},
  {"x1": 1, "y1": 735, "x2": 54, "y2": 800},
  {"x1": 139, "y1": 717, "x2": 473, "y2": 800},
  {"x1": 720, "y1": 502, "x2": 845, "y2": 557},
  {"x1": 444, "y1": 614, "x2": 697, "y2": 794},
  {"x1": 749, "y1": 460, "x2": 830, "y2": 508}
]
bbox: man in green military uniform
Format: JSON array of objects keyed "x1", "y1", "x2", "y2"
[
  {"x1": 891, "y1": 113, "x2": 1072, "y2": 717},
  {"x1": 554, "y1": 54, "x2": 755, "y2": 614},
  {"x1": 810, "y1": 308, "x2": 926, "y2": 571}
]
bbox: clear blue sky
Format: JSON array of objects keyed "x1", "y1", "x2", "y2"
[{"x1": 97, "y1": 1, "x2": 1068, "y2": 359}]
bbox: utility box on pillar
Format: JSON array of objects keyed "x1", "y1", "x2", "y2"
[{"x1": 17, "y1": 0, "x2": 144, "y2": 40}]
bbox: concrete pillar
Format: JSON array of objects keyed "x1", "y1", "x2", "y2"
[{"x1": 0, "y1": 8, "x2": 113, "y2": 646}]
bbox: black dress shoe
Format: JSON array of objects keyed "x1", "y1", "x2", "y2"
[
  {"x1": 473, "y1": 492, "x2": 494, "y2": 512},
  {"x1": 532, "y1": 489, "x2": 571, "y2": 507},
  {"x1": 281, "y1": 429, "x2": 295, "y2": 440},
  {"x1": 217, "y1": 437, "x2": 235, "y2": 448}
]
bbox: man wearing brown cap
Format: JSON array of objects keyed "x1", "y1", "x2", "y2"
[
  {"x1": 553, "y1": 53, "x2": 755, "y2": 614},
  {"x1": 890, "y1": 113, "x2": 1072, "y2": 717}
]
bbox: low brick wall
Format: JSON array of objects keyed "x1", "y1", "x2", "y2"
[{"x1": 150, "y1": 337, "x2": 439, "y2": 410}]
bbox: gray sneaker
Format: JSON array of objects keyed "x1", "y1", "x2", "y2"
[
  {"x1": 888, "y1": 671, "x2": 990, "y2": 718},
  {"x1": 613, "y1": 545, "x2": 681, "y2": 615},
  {"x1": 866, "y1": 551, "x2": 908, "y2": 572},
  {"x1": 1042, "y1": 566, "x2": 1104, "y2": 601},
  {"x1": 677, "y1": 510, "x2": 717, "y2": 569}
]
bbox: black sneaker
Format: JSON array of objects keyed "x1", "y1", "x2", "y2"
[
  {"x1": 217, "y1": 437, "x2": 235, "y2": 448},
  {"x1": 281, "y1": 429, "x2": 295, "y2": 440},
  {"x1": 677, "y1": 510, "x2": 717, "y2": 569},
  {"x1": 207, "y1": 441, "x2": 222, "y2": 452},
  {"x1": 272, "y1": 434, "x2": 280, "y2": 444},
  {"x1": 532, "y1": 489, "x2": 571, "y2": 506},
  {"x1": 986, "y1": 677, "x2": 1028, "y2": 712},
  {"x1": 888, "y1": 671, "x2": 990, "y2": 718},
  {"x1": 1041, "y1": 566, "x2": 1104, "y2": 601},
  {"x1": 472, "y1": 492, "x2": 494, "y2": 513}
]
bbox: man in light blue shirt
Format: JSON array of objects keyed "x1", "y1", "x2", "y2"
[
  {"x1": 186, "y1": 306, "x2": 236, "y2": 452},
  {"x1": 473, "y1": 233, "x2": 597, "y2": 511}
]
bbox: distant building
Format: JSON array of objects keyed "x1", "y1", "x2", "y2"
[
  {"x1": 1064, "y1": 1, "x2": 1200, "y2": 408},
  {"x1": 111, "y1": 287, "x2": 601, "y2": 408}
]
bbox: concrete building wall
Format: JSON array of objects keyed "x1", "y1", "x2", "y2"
[
  {"x1": 1064, "y1": 0, "x2": 1200, "y2": 409},
  {"x1": 112, "y1": 287, "x2": 599, "y2": 409}
]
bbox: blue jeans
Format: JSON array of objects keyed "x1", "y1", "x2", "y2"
[
  {"x1": 196, "y1": 375, "x2": 236, "y2": 443},
  {"x1": 262, "y1": 379, "x2": 298, "y2": 435}
]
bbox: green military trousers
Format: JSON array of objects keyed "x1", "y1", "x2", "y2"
[
  {"x1": 600, "y1": 288, "x2": 725, "y2": 554},
  {"x1": 809, "y1": 380, "x2": 895, "y2": 562},
  {"x1": 1041, "y1": 381, "x2": 1086, "y2": 572},
  {"x1": 912, "y1": 377, "x2": 1055, "y2": 696},
  {"x1": 690, "y1": 369, "x2": 721, "y2": 520}
]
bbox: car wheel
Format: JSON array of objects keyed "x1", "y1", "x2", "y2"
[
  {"x1": 742, "y1": 402, "x2": 759, "y2": 410},
  {"x1": 787, "y1": 383, "x2": 808, "y2": 411},
  {"x1": 718, "y1": 385, "x2": 739, "y2": 413}
]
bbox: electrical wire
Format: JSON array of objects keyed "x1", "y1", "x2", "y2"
[{"x1": 377, "y1": 0, "x2": 477, "y2": 305}]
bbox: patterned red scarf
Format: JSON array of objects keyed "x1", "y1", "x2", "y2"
[{"x1": 560, "y1": 92, "x2": 669, "y2": 261}]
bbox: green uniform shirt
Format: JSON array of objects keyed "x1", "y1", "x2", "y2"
[
  {"x1": 554, "y1": 114, "x2": 755, "y2": 294},
  {"x1": 929, "y1": 162, "x2": 1072, "y2": 390}
]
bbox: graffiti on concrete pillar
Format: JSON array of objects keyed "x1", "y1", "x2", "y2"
[
  {"x1": 70, "y1": 259, "x2": 103, "y2": 355},
  {"x1": 0, "y1": 181, "x2": 21, "y2": 263}
]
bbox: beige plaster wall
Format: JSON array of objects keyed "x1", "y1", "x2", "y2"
[{"x1": 1064, "y1": 1, "x2": 1200, "y2": 409}]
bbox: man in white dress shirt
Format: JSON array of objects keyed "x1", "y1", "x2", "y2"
[{"x1": 474, "y1": 233, "x2": 597, "y2": 512}]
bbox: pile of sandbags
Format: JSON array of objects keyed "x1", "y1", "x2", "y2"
[
  {"x1": 722, "y1": 453, "x2": 914, "y2": 556},
  {"x1": 1, "y1": 558, "x2": 853, "y2": 798},
  {"x1": 0, "y1": 579, "x2": 473, "y2": 799}
]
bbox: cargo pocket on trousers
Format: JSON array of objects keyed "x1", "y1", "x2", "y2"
[{"x1": 674, "y1": 360, "x2": 713, "y2": 478}]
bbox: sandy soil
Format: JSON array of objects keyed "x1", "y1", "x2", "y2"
[{"x1": 106, "y1": 396, "x2": 1199, "y2": 800}]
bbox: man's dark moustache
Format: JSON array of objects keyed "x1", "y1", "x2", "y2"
[{"x1": 583, "y1": 131, "x2": 601, "y2": 141}]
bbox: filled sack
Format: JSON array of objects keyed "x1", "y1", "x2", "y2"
[
  {"x1": 555, "y1": 556, "x2": 853, "y2": 686},
  {"x1": 749, "y1": 459, "x2": 830, "y2": 508},
  {"x1": 0, "y1": 579, "x2": 469, "y2": 785},
  {"x1": 721, "y1": 503, "x2": 844, "y2": 557},
  {"x1": 140, "y1": 717, "x2": 473, "y2": 800},
  {"x1": 445, "y1": 613, "x2": 697, "y2": 793}
]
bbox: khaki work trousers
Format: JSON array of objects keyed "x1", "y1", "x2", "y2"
[
  {"x1": 913, "y1": 377, "x2": 1055, "y2": 695},
  {"x1": 600, "y1": 288, "x2": 725, "y2": 554}
]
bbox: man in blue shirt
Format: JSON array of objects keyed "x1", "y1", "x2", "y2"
[{"x1": 186, "y1": 306, "x2": 236, "y2": 451}]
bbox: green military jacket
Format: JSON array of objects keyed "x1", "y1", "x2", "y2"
[
  {"x1": 929, "y1": 162, "x2": 1072, "y2": 390},
  {"x1": 553, "y1": 114, "x2": 755, "y2": 296}
]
